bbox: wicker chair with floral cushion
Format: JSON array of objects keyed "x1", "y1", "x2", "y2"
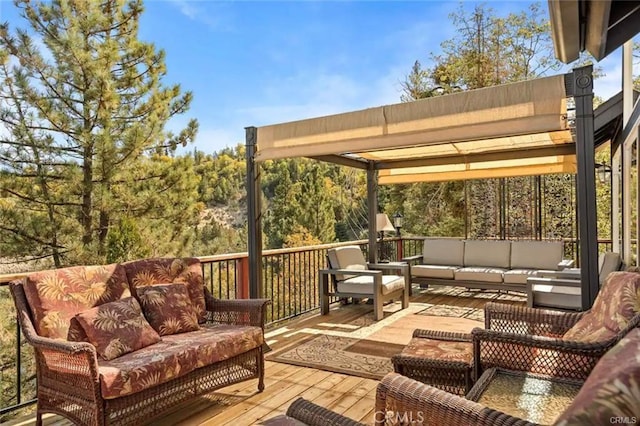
[
  {"x1": 375, "y1": 327, "x2": 640, "y2": 425},
  {"x1": 472, "y1": 270, "x2": 640, "y2": 381},
  {"x1": 10, "y1": 258, "x2": 270, "y2": 426}
]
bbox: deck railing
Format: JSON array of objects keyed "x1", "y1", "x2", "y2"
[{"x1": 0, "y1": 236, "x2": 630, "y2": 418}]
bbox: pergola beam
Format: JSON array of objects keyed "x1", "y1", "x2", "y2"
[{"x1": 310, "y1": 154, "x2": 369, "y2": 170}]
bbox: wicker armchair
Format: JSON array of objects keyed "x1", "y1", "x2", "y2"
[{"x1": 473, "y1": 271, "x2": 640, "y2": 381}]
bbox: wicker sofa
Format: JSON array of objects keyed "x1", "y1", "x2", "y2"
[
  {"x1": 404, "y1": 239, "x2": 573, "y2": 292},
  {"x1": 10, "y1": 257, "x2": 269, "y2": 426}
]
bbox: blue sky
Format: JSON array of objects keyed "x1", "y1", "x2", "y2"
[{"x1": 0, "y1": 0, "x2": 632, "y2": 154}]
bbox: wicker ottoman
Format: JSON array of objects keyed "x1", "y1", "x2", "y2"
[{"x1": 391, "y1": 330, "x2": 474, "y2": 396}]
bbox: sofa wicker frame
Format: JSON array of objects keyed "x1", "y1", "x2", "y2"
[
  {"x1": 472, "y1": 302, "x2": 640, "y2": 381},
  {"x1": 10, "y1": 281, "x2": 270, "y2": 426}
]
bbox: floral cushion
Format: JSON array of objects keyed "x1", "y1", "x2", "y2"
[
  {"x1": 562, "y1": 271, "x2": 640, "y2": 343},
  {"x1": 400, "y1": 337, "x2": 473, "y2": 365},
  {"x1": 75, "y1": 297, "x2": 161, "y2": 361},
  {"x1": 22, "y1": 264, "x2": 131, "y2": 340},
  {"x1": 123, "y1": 258, "x2": 206, "y2": 323},
  {"x1": 555, "y1": 328, "x2": 640, "y2": 425},
  {"x1": 137, "y1": 284, "x2": 200, "y2": 336},
  {"x1": 98, "y1": 323, "x2": 263, "y2": 398}
]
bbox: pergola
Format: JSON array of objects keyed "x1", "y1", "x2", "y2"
[
  {"x1": 245, "y1": 66, "x2": 608, "y2": 311},
  {"x1": 550, "y1": 0, "x2": 640, "y2": 274}
]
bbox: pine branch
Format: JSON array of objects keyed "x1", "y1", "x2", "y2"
[
  {"x1": 0, "y1": 225, "x2": 67, "y2": 249},
  {"x1": 1, "y1": 188, "x2": 82, "y2": 207}
]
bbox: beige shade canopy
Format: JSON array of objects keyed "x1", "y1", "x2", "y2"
[{"x1": 255, "y1": 74, "x2": 574, "y2": 183}]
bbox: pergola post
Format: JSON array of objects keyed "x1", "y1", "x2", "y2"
[
  {"x1": 572, "y1": 66, "x2": 599, "y2": 309},
  {"x1": 367, "y1": 162, "x2": 378, "y2": 264},
  {"x1": 245, "y1": 126, "x2": 263, "y2": 298}
]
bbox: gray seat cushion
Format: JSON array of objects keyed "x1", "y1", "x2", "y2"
[
  {"x1": 327, "y1": 246, "x2": 367, "y2": 281},
  {"x1": 510, "y1": 241, "x2": 563, "y2": 270},
  {"x1": 503, "y1": 269, "x2": 539, "y2": 284},
  {"x1": 463, "y1": 240, "x2": 511, "y2": 268},
  {"x1": 598, "y1": 252, "x2": 621, "y2": 286},
  {"x1": 412, "y1": 264, "x2": 458, "y2": 279},
  {"x1": 454, "y1": 267, "x2": 506, "y2": 283},
  {"x1": 423, "y1": 239, "x2": 465, "y2": 265},
  {"x1": 337, "y1": 275, "x2": 405, "y2": 295}
]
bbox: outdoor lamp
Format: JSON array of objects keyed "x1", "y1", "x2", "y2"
[
  {"x1": 376, "y1": 213, "x2": 395, "y2": 262},
  {"x1": 393, "y1": 213, "x2": 403, "y2": 236},
  {"x1": 595, "y1": 162, "x2": 611, "y2": 184}
]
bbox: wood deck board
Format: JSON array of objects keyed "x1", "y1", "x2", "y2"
[{"x1": 3, "y1": 286, "x2": 525, "y2": 426}]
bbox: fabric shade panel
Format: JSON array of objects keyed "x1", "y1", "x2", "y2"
[
  {"x1": 376, "y1": 214, "x2": 395, "y2": 232},
  {"x1": 254, "y1": 75, "x2": 569, "y2": 163},
  {"x1": 379, "y1": 154, "x2": 576, "y2": 184}
]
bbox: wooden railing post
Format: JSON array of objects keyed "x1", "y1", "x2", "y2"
[
  {"x1": 236, "y1": 257, "x2": 250, "y2": 299},
  {"x1": 396, "y1": 238, "x2": 404, "y2": 260}
]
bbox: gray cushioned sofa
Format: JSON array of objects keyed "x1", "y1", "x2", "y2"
[{"x1": 404, "y1": 239, "x2": 573, "y2": 293}]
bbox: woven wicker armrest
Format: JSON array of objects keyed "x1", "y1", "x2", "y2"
[
  {"x1": 412, "y1": 329, "x2": 472, "y2": 342},
  {"x1": 484, "y1": 302, "x2": 584, "y2": 336},
  {"x1": 375, "y1": 373, "x2": 532, "y2": 426},
  {"x1": 285, "y1": 397, "x2": 366, "y2": 426},
  {"x1": 205, "y1": 288, "x2": 271, "y2": 328},
  {"x1": 472, "y1": 327, "x2": 611, "y2": 380}
]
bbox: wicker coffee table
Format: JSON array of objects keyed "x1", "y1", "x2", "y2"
[{"x1": 391, "y1": 330, "x2": 474, "y2": 395}]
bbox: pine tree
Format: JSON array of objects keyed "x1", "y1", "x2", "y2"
[
  {"x1": 0, "y1": 0, "x2": 199, "y2": 265},
  {"x1": 298, "y1": 161, "x2": 336, "y2": 243},
  {"x1": 264, "y1": 161, "x2": 300, "y2": 248},
  {"x1": 432, "y1": 3, "x2": 559, "y2": 90}
]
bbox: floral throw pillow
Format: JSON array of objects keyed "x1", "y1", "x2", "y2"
[
  {"x1": 137, "y1": 284, "x2": 200, "y2": 336},
  {"x1": 75, "y1": 297, "x2": 161, "y2": 360}
]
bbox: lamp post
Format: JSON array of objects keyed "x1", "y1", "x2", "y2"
[
  {"x1": 393, "y1": 212, "x2": 404, "y2": 261},
  {"x1": 393, "y1": 213, "x2": 403, "y2": 237}
]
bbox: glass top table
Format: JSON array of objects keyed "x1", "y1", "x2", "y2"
[{"x1": 467, "y1": 368, "x2": 583, "y2": 424}]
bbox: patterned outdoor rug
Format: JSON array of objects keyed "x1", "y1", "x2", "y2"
[{"x1": 267, "y1": 301, "x2": 486, "y2": 380}]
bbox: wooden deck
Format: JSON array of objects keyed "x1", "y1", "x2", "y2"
[{"x1": 3, "y1": 286, "x2": 525, "y2": 426}]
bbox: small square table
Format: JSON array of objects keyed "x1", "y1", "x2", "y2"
[{"x1": 467, "y1": 368, "x2": 583, "y2": 424}]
